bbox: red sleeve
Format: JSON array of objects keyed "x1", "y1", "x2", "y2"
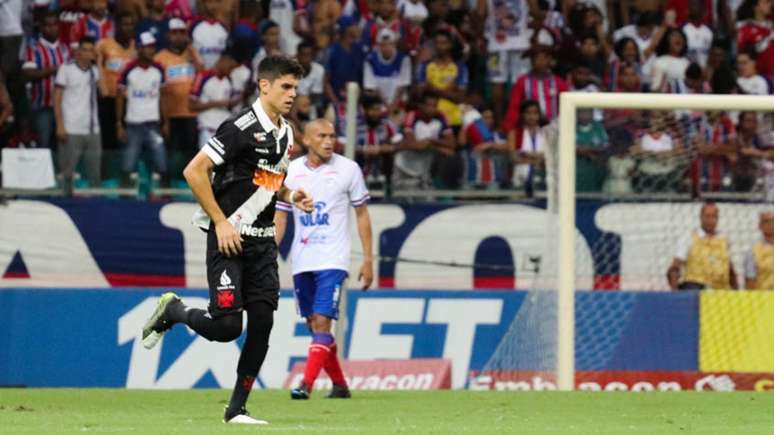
[
  {"x1": 70, "y1": 16, "x2": 85, "y2": 44},
  {"x1": 190, "y1": 72, "x2": 204, "y2": 97},
  {"x1": 737, "y1": 25, "x2": 753, "y2": 51},
  {"x1": 503, "y1": 76, "x2": 526, "y2": 132}
]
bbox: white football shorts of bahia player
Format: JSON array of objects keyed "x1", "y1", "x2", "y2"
[
  {"x1": 277, "y1": 153, "x2": 369, "y2": 299},
  {"x1": 192, "y1": 98, "x2": 293, "y2": 315}
]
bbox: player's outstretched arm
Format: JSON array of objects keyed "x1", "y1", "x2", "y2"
[
  {"x1": 183, "y1": 151, "x2": 243, "y2": 256},
  {"x1": 355, "y1": 205, "x2": 374, "y2": 290}
]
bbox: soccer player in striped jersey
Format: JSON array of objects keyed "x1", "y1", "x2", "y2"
[{"x1": 275, "y1": 119, "x2": 374, "y2": 400}]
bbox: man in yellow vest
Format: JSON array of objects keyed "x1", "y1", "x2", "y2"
[
  {"x1": 667, "y1": 202, "x2": 738, "y2": 290},
  {"x1": 744, "y1": 212, "x2": 774, "y2": 290}
]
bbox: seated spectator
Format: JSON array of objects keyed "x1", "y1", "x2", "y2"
[
  {"x1": 23, "y1": 11, "x2": 71, "y2": 149},
  {"x1": 295, "y1": 41, "x2": 325, "y2": 118},
  {"x1": 70, "y1": 0, "x2": 113, "y2": 45},
  {"x1": 667, "y1": 202, "x2": 738, "y2": 290},
  {"x1": 415, "y1": 31, "x2": 468, "y2": 128},
  {"x1": 460, "y1": 105, "x2": 509, "y2": 189},
  {"x1": 363, "y1": 28, "x2": 412, "y2": 115},
  {"x1": 603, "y1": 130, "x2": 636, "y2": 195},
  {"x1": 54, "y1": 36, "x2": 102, "y2": 196},
  {"x1": 605, "y1": 37, "x2": 643, "y2": 91},
  {"x1": 631, "y1": 111, "x2": 685, "y2": 193},
  {"x1": 570, "y1": 60, "x2": 603, "y2": 121},
  {"x1": 356, "y1": 92, "x2": 402, "y2": 187},
  {"x1": 189, "y1": 51, "x2": 239, "y2": 149},
  {"x1": 737, "y1": 111, "x2": 774, "y2": 195},
  {"x1": 503, "y1": 42, "x2": 569, "y2": 133},
  {"x1": 651, "y1": 27, "x2": 691, "y2": 92},
  {"x1": 605, "y1": 63, "x2": 648, "y2": 135},
  {"x1": 509, "y1": 100, "x2": 548, "y2": 197},
  {"x1": 575, "y1": 108, "x2": 608, "y2": 193},
  {"x1": 744, "y1": 212, "x2": 774, "y2": 290},
  {"x1": 392, "y1": 91, "x2": 455, "y2": 190},
  {"x1": 324, "y1": 16, "x2": 367, "y2": 105},
  {"x1": 191, "y1": 0, "x2": 228, "y2": 69},
  {"x1": 665, "y1": 63, "x2": 710, "y2": 139},
  {"x1": 736, "y1": 0, "x2": 774, "y2": 79},
  {"x1": 117, "y1": 32, "x2": 168, "y2": 186},
  {"x1": 736, "y1": 49, "x2": 771, "y2": 96},
  {"x1": 681, "y1": 0, "x2": 713, "y2": 68},
  {"x1": 691, "y1": 111, "x2": 737, "y2": 194},
  {"x1": 576, "y1": 34, "x2": 606, "y2": 82},
  {"x1": 613, "y1": 11, "x2": 659, "y2": 88}
]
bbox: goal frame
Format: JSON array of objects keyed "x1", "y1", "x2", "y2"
[{"x1": 556, "y1": 92, "x2": 774, "y2": 391}]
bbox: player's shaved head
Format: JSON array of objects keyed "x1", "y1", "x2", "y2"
[
  {"x1": 304, "y1": 119, "x2": 336, "y2": 164},
  {"x1": 303, "y1": 119, "x2": 334, "y2": 136}
]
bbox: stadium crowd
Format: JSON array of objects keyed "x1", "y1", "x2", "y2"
[{"x1": 0, "y1": 0, "x2": 772, "y2": 196}]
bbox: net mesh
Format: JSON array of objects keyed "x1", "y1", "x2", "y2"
[{"x1": 476, "y1": 101, "x2": 774, "y2": 388}]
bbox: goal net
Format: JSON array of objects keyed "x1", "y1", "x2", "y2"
[{"x1": 476, "y1": 93, "x2": 774, "y2": 391}]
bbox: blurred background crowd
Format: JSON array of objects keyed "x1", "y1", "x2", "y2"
[{"x1": 0, "y1": 0, "x2": 772, "y2": 197}]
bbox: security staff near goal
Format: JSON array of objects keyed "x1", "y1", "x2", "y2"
[
  {"x1": 744, "y1": 212, "x2": 774, "y2": 290},
  {"x1": 667, "y1": 202, "x2": 738, "y2": 290}
]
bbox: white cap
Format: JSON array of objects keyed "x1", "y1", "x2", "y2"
[
  {"x1": 168, "y1": 18, "x2": 187, "y2": 31},
  {"x1": 139, "y1": 31, "x2": 157, "y2": 47},
  {"x1": 377, "y1": 28, "x2": 398, "y2": 43}
]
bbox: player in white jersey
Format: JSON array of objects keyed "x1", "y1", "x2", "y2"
[{"x1": 275, "y1": 119, "x2": 374, "y2": 399}]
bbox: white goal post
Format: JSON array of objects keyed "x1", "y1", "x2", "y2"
[{"x1": 556, "y1": 93, "x2": 774, "y2": 391}]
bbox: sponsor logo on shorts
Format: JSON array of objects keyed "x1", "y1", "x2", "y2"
[
  {"x1": 217, "y1": 289, "x2": 235, "y2": 308},
  {"x1": 238, "y1": 224, "x2": 276, "y2": 238}
]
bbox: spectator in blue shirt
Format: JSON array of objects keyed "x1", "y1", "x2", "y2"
[{"x1": 324, "y1": 15, "x2": 367, "y2": 105}]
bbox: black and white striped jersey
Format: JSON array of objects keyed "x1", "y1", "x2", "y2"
[{"x1": 193, "y1": 99, "x2": 294, "y2": 234}]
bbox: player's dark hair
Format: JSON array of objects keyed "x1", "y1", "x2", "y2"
[
  {"x1": 420, "y1": 89, "x2": 440, "y2": 103},
  {"x1": 79, "y1": 35, "x2": 97, "y2": 47},
  {"x1": 736, "y1": 0, "x2": 757, "y2": 21},
  {"x1": 257, "y1": 55, "x2": 305, "y2": 82},
  {"x1": 116, "y1": 11, "x2": 134, "y2": 23},
  {"x1": 39, "y1": 10, "x2": 59, "y2": 23}
]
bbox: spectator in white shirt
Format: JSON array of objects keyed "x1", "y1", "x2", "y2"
[
  {"x1": 736, "y1": 49, "x2": 771, "y2": 95},
  {"x1": 295, "y1": 41, "x2": 325, "y2": 118},
  {"x1": 682, "y1": 0, "x2": 713, "y2": 68},
  {"x1": 651, "y1": 27, "x2": 691, "y2": 92},
  {"x1": 116, "y1": 32, "x2": 168, "y2": 186},
  {"x1": 189, "y1": 51, "x2": 238, "y2": 148},
  {"x1": 54, "y1": 36, "x2": 102, "y2": 195},
  {"x1": 363, "y1": 28, "x2": 412, "y2": 114},
  {"x1": 191, "y1": 0, "x2": 228, "y2": 69}
]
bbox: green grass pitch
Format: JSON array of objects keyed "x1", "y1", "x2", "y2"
[{"x1": 2, "y1": 389, "x2": 774, "y2": 434}]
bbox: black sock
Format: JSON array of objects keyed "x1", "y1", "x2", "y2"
[
  {"x1": 227, "y1": 302, "x2": 274, "y2": 413},
  {"x1": 226, "y1": 373, "x2": 255, "y2": 416}
]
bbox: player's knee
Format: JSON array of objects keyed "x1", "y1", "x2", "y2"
[
  {"x1": 212, "y1": 314, "x2": 243, "y2": 342},
  {"x1": 309, "y1": 313, "x2": 333, "y2": 333},
  {"x1": 246, "y1": 302, "x2": 274, "y2": 335}
]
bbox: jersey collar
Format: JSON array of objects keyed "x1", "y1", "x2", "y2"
[{"x1": 252, "y1": 98, "x2": 287, "y2": 139}]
